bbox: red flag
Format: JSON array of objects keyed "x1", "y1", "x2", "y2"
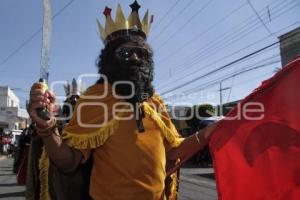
[{"x1": 210, "y1": 56, "x2": 300, "y2": 200}]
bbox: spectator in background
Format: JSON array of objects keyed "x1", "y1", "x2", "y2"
[
  {"x1": 2, "y1": 133, "x2": 10, "y2": 155},
  {"x1": 13, "y1": 127, "x2": 31, "y2": 173}
]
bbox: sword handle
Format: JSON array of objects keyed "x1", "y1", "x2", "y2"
[{"x1": 36, "y1": 78, "x2": 50, "y2": 120}]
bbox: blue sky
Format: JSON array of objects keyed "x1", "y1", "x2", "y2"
[{"x1": 0, "y1": 0, "x2": 299, "y2": 107}]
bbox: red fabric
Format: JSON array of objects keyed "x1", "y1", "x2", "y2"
[
  {"x1": 210, "y1": 57, "x2": 300, "y2": 200},
  {"x1": 17, "y1": 147, "x2": 28, "y2": 185},
  {"x1": 2, "y1": 137, "x2": 8, "y2": 145}
]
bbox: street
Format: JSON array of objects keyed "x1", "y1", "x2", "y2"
[
  {"x1": 178, "y1": 166, "x2": 217, "y2": 200},
  {"x1": 0, "y1": 157, "x2": 216, "y2": 200},
  {"x1": 0, "y1": 157, "x2": 25, "y2": 199}
]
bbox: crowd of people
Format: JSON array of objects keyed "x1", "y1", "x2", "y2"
[{"x1": 1, "y1": 132, "x2": 15, "y2": 157}]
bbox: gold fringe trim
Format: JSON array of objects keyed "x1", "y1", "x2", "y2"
[
  {"x1": 168, "y1": 172, "x2": 179, "y2": 200},
  {"x1": 62, "y1": 112, "x2": 125, "y2": 149},
  {"x1": 39, "y1": 148, "x2": 51, "y2": 200},
  {"x1": 143, "y1": 102, "x2": 182, "y2": 148},
  {"x1": 168, "y1": 159, "x2": 180, "y2": 200},
  {"x1": 152, "y1": 93, "x2": 164, "y2": 103}
]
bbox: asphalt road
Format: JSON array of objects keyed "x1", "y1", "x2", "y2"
[
  {"x1": 178, "y1": 167, "x2": 217, "y2": 200},
  {"x1": 0, "y1": 157, "x2": 216, "y2": 200},
  {"x1": 0, "y1": 157, "x2": 25, "y2": 200}
]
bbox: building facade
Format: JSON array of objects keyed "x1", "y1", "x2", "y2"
[
  {"x1": 0, "y1": 86, "x2": 28, "y2": 133},
  {"x1": 279, "y1": 27, "x2": 300, "y2": 66}
]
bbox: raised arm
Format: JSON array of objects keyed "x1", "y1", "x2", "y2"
[
  {"x1": 28, "y1": 82, "x2": 82, "y2": 172},
  {"x1": 167, "y1": 123, "x2": 217, "y2": 161}
]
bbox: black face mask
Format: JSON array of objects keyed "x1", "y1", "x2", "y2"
[
  {"x1": 98, "y1": 37, "x2": 155, "y2": 133},
  {"x1": 104, "y1": 45, "x2": 154, "y2": 104}
]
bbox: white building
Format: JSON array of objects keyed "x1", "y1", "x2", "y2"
[{"x1": 0, "y1": 86, "x2": 29, "y2": 132}]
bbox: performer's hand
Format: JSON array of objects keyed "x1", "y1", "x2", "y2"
[{"x1": 28, "y1": 82, "x2": 57, "y2": 129}]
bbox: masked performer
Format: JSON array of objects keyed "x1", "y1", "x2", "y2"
[{"x1": 28, "y1": 1, "x2": 217, "y2": 199}]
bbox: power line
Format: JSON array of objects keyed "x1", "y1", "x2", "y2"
[
  {"x1": 0, "y1": 29, "x2": 41, "y2": 68},
  {"x1": 155, "y1": 0, "x2": 283, "y2": 62},
  {"x1": 159, "y1": 27, "x2": 300, "y2": 96},
  {"x1": 150, "y1": 0, "x2": 182, "y2": 33},
  {"x1": 181, "y1": 0, "x2": 299, "y2": 67},
  {"x1": 156, "y1": 18, "x2": 300, "y2": 93},
  {"x1": 197, "y1": 70, "x2": 276, "y2": 103},
  {"x1": 155, "y1": 2, "x2": 248, "y2": 65},
  {"x1": 225, "y1": 53, "x2": 281, "y2": 102},
  {"x1": 157, "y1": 35, "x2": 277, "y2": 90},
  {"x1": 163, "y1": 58, "x2": 279, "y2": 103},
  {"x1": 184, "y1": 0, "x2": 297, "y2": 62},
  {"x1": 162, "y1": 0, "x2": 296, "y2": 74},
  {"x1": 172, "y1": 0, "x2": 300, "y2": 73},
  {"x1": 213, "y1": 69, "x2": 276, "y2": 103},
  {"x1": 184, "y1": 58, "x2": 280, "y2": 94},
  {"x1": 155, "y1": 0, "x2": 213, "y2": 52},
  {"x1": 0, "y1": 0, "x2": 76, "y2": 69},
  {"x1": 229, "y1": 70, "x2": 275, "y2": 89},
  {"x1": 247, "y1": 0, "x2": 274, "y2": 36},
  {"x1": 163, "y1": 61, "x2": 278, "y2": 102},
  {"x1": 156, "y1": 2, "x2": 300, "y2": 89},
  {"x1": 150, "y1": 0, "x2": 195, "y2": 43},
  {"x1": 183, "y1": 53, "x2": 281, "y2": 93},
  {"x1": 160, "y1": 41, "x2": 279, "y2": 95}
]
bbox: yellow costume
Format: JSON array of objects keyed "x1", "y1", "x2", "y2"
[{"x1": 39, "y1": 83, "x2": 184, "y2": 200}]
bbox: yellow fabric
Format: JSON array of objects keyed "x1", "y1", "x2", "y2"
[
  {"x1": 57, "y1": 83, "x2": 184, "y2": 200},
  {"x1": 39, "y1": 148, "x2": 50, "y2": 200},
  {"x1": 167, "y1": 161, "x2": 180, "y2": 200},
  {"x1": 61, "y1": 84, "x2": 183, "y2": 149},
  {"x1": 61, "y1": 83, "x2": 124, "y2": 148}
]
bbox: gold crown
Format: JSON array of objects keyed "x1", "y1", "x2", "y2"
[{"x1": 97, "y1": 1, "x2": 153, "y2": 44}]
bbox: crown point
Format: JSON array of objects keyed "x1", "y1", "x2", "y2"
[
  {"x1": 130, "y1": 0, "x2": 141, "y2": 12},
  {"x1": 98, "y1": 2, "x2": 151, "y2": 44},
  {"x1": 103, "y1": 6, "x2": 112, "y2": 17}
]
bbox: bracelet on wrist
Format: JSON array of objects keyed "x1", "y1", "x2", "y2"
[{"x1": 195, "y1": 131, "x2": 201, "y2": 145}]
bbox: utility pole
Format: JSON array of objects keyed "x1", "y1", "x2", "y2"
[{"x1": 219, "y1": 82, "x2": 231, "y2": 116}]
